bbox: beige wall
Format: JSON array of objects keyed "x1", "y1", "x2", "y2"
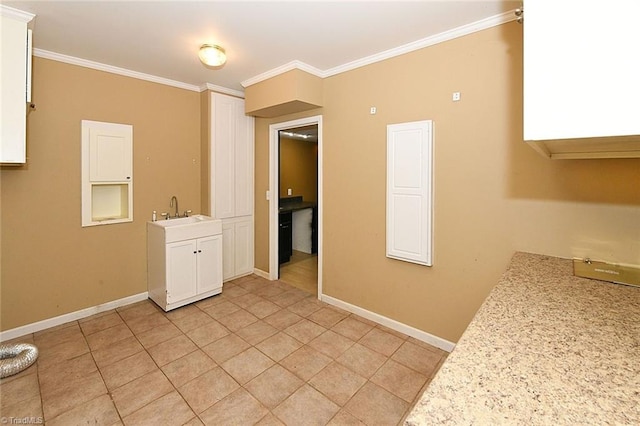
[
  {"x1": 3, "y1": 22, "x2": 638, "y2": 344},
  {"x1": 0, "y1": 58, "x2": 201, "y2": 331},
  {"x1": 279, "y1": 137, "x2": 317, "y2": 203},
  {"x1": 254, "y1": 22, "x2": 640, "y2": 342}
]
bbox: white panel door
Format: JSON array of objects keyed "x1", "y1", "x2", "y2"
[
  {"x1": 386, "y1": 120, "x2": 433, "y2": 266},
  {"x1": 221, "y1": 220, "x2": 235, "y2": 281},
  {"x1": 197, "y1": 235, "x2": 223, "y2": 293},
  {"x1": 87, "y1": 122, "x2": 133, "y2": 182},
  {"x1": 234, "y1": 101, "x2": 254, "y2": 217},
  {"x1": 234, "y1": 217, "x2": 254, "y2": 277},
  {"x1": 212, "y1": 94, "x2": 236, "y2": 219},
  {"x1": 0, "y1": 14, "x2": 30, "y2": 164},
  {"x1": 166, "y1": 240, "x2": 197, "y2": 303}
]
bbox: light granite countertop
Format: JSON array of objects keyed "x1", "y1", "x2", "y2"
[{"x1": 405, "y1": 252, "x2": 640, "y2": 425}]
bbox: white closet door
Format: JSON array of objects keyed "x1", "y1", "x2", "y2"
[
  {"x1": 212, "y1": 94, "x2": 236, "y2": 219},
  {"x1": 386, "y1": 120, "x2": 433, "y2": 266}
]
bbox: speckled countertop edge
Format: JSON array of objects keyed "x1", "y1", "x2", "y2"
[{"x1": 405, "y1": 252, "x2": 640, "y2": 425}]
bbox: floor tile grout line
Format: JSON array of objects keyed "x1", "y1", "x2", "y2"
[{"x1": 26, "y1": 275, "x2": 446, "y2": 426}]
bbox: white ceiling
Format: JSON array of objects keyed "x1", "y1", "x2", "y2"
[{"x1": 4, "y1": 1, "x2": 520, "y2": 92}]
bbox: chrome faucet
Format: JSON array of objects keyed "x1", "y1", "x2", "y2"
[{"x1": 170, "y1": 196, "x2": 179, "y2": 218}]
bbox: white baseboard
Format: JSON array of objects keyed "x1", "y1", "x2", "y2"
[
  {"x1": 253, "y1": 268, "x2": 271, "y2": 280},
  {"x1": 0, "y1": 292, "x2": 149, "y2": 342},
  {"x1": 320, "y1": 294, "x2": 455, "y2": 353}
]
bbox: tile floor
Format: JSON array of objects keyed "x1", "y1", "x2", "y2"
[{"x1": 0, "y1": 275, "x2": 447, "y2": 425}]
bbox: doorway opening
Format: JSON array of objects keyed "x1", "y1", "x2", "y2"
[{"x1": 269, "y1": 116, "x2": 323, "y2": 298}]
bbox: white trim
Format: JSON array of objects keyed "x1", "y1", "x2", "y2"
[
  {"x1": 269, "y1": 116, "x2": 323, "y2": 297},
  {"x1": 0, "y1": 292, "x2": 149, "y2": 342},
  {"x1": 27, "y1": 10, "x2": 515, "y2": 94},
  {"x1": 253, "y1": 268, "x2": 270, "y2": 280},
  {"x1": 321, "y1": 294, "x2": 455, "y2": 353},
  {"x1": 241, "y1": 60, "x2": 324, "y2": 88},
  {"x1": 325, "y1": 11, "x2": 516, "y2": 78},
  {"x1": 242, "y1": 10, "x2": 517, "y2": 88},
  {"x1": 0, "y1": 5, "x2": 35, "y2": 22},
  {"x1": 33, "y1": 48, "x2": 203, "y2": 92},
  {"x1": 201, "y1": 82, "x2": 245, "y2": 98}
]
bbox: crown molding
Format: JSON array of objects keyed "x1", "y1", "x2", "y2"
[
  {"x1": 241, "y1": 60, "x2": 324, "y2": 88},
  {"x1": 242, "y1": 10, "x2": 518, "y2": 87},
  {"x1": 34, "y1": 48, "x2": 202, "y2": 92},
  {"x1": 0, "y1": 4, "x2": 35, "y2": 22},
  {"x1": 325, "y1": 10, "x2": 517, "y2": 77},
  {"x1": 200, "y1": 83, "x2": 245, "y2": 98},
  {"x1": 29, "y1": 9, "x2": 517, "y2": 94}
]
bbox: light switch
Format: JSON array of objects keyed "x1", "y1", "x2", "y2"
[{"x1": 287, "y1": 188, "x2": 292, "y2": 196}]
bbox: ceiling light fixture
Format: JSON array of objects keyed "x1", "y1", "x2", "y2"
[{"x1": 198, "y1": 44, "x2": 226, "y2": 67}]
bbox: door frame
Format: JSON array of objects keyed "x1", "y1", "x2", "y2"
[{"x1": 268, "y1": 115, "x2": 323, "y2": 298}]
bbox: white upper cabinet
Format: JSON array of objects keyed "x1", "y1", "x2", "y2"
[
  {"x1": 88, "y1": 122, "x2": 133, "y2": 182},
  {"x1": 81, "y1": 120, "x2": 133, "y2": 226},
  {"x1": 0, "y1": 6, "x2": 34, "y2": 164},
  {"x1": 211, "y1": 92, "x2": 255, "y2": 219},
  {"x1": 523, "y1": 0, "x2": 640, "y2": 159},
  {"x1": 386, "y1": 120, "x2": 433, "y2": 266}
]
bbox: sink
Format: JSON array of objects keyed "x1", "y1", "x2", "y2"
[{"x1": 148, "y1": 214, "x2": 222, "y2": 243}]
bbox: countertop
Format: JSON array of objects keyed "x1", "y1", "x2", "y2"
[
  {"x1": 405, "y1": 252, "x2": 640, "y2": 425},
  {"x1": 279, "y1": 198, "x2": 316, "y2": 214}
]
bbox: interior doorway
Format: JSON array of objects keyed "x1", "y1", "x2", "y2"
[
  {"x1": 278, "y1": 125, "x2": 318, "y2": 295},
  {"x1": 269, "y1": 116, "x2": 323, "y2": 298}
]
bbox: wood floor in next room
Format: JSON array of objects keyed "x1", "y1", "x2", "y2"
[
  {"x1": 0, "y1": 275, "x2": 448, "y2": 425},
  {"x1": 279, "y1": 250, "x2": 318, "y2": 295}
]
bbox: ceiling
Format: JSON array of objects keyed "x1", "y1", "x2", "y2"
[{"x1": 4, "y1": 1, "x2": 519, "y2": 92}]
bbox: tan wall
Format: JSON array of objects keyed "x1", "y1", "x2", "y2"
[
  {"x1": 279, "y1": 137, "x2": 317, "y2": 203},
  {"x1": 254, "y1": 22, "x2": 640, "y2": 342},
  {"x1": 0, "y1": 58, "x2": 201, "y2": 331},
  {"x1": 245, "y1": 69, "x2": 323, "y2": 117}
]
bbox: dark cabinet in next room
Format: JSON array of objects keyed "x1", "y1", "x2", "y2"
[{"x1": 279, "y1": 211, "x2": 292, "y2": 264}]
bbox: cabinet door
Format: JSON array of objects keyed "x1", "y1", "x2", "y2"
[
  {"x1": 87, "y1": 122, "x2": 133, "y2": 182},
  {"x1": 221, "y1": 221, "x2": 235, "y2": 281},
  {"x1": 234, "y1": 218, "x2": 254, "y2": 277},
  {"x1": 386, "y1": 121, "x2": 433, "y2": 266},
  {"x1": 0, "y1": 14, "x2": 30, "y2": 164},
  {"x1": 279, "y1": 212, "x2": 292, "y2": 264},
  {"x1": 197, "y1": 235, "x2": 223, "y2": 294},
  {"x1": 212, "y1": 94, "x2": 236, "y2": 219},
  {"x1": 166, "y1": 240, "x2": 197, "y2": 303},
  {"x1": 524, "y1": 0, "x2": 640, "y2": 141},
  {"x1": 234, "y1": 101, "x2": 254, "y2": 217}
]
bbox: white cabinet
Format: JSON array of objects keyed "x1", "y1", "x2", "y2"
[
  {"x1": 221, "y1": 216, "x2": 254, "y2": 281},
  {"x1": 386, "y1": 120, "x2": 433, "y2": 266},
  {"x1": 88, "y1": 124, "x2": 133, "y2": 181},
  {"x1": 148, "y1": 222, "x2": 223, "y2": 311},
  {"x1": 523, "y1": 0, "x2": 640, "y2": 159},
  {"x1": 81, "y1": 120, "x2": 133, "y2": 226},
  {"x1": 0, "y1": 6, "x2": 34, "y2": 164},
  {"x1": 211, "y1": 92, "x2": 254, "y2": 218},
  {"x1": 210, "y1": 92, "x2": 255, "y2": 281}
]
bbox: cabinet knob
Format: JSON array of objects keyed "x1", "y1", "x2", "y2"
[{"x1": 198, "y1": 250, "x2": 202, "y2": 253}]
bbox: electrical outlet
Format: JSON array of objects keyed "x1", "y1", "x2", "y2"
[
  {"x1": 452, "y1": 92, "x2": 461, "y2": 101},
  {"x1": 370, "y1": 106, "x2": 377, "y2": 114}
]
